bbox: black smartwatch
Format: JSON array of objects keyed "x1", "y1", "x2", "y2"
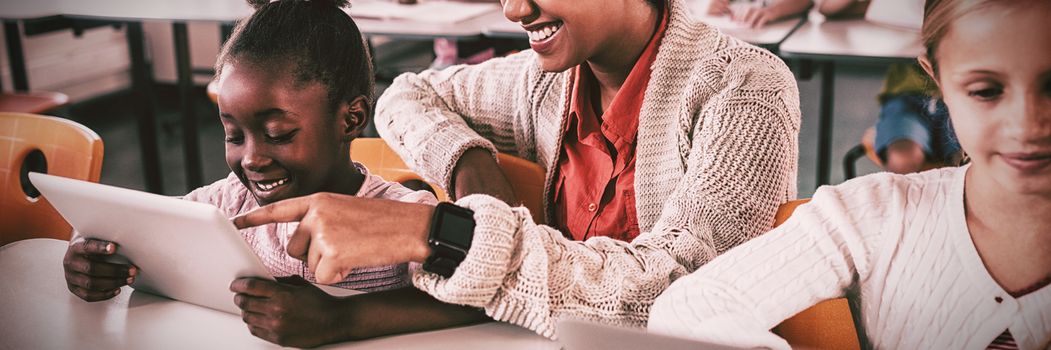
[{"x1": 422, "y1": 202, "x2": 476, "y2": 278}]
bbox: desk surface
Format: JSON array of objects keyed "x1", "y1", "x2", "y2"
[
  {"x1": 483, "y1": 0, "x2": 802, "y2": 46},
  {"x1": 0, "y1": 239, "x2": 558, "y2": 350},
  {"x1": 779, "y1": 19, "x2": 923, "y2": 63},
  {"x1": 1, "y1": 0, "x2": 500, "y2": 39}
]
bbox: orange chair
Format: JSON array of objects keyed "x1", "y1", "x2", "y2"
[
  {"x1": 206, "y1": 79, "x2": 220, "y2": 105},
  {"x1": 0, "y1": 113, "x2": 104, "y2": 246},
  {"x1": 770, "y1": 199, "x2": 862, "y2": 350},
  {"x1": 350, "y1": 138, "x2": 546, "y2": 224},
  {"x1": 0, "y1": 91, "x2": 70, "y2": 114}
]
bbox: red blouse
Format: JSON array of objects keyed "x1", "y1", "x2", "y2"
[{"x1": 552, "y1": 5, "x2": 669, "y2": 242}]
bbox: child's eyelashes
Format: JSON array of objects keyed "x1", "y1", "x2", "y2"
[
  {"x1": 223, "y1": 129, "x2": 298, "y2": 145},
  {"x1": 225, "y1": 135, "x2": 245, "y2": 145},
  {"x1": 965, "y1": 83, "x2": 1004, "y2": 102},
  {"x1": 968, "y1": 88, "x2": 1002, "y2": 100},
  {"x1": 265, "y1": 129, "x2": 299, "y2": 144}
]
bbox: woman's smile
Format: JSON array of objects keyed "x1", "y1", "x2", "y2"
[{"x1": 524, "y1": 20, "x2": 564, "y2": 55}]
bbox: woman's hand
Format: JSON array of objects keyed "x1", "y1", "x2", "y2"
[
  {"x1": 231, "y1": 276, "x2": 352, "y2": 347},
  {"x1": 232, "y1": 193, "x2": 434, "y2": 284},
  {"x1": 63, "y1": 237, "x2": 137, "y2": 301},
  {"x1": 451, "y1": 148, "x2": 517, "y2": 204}
]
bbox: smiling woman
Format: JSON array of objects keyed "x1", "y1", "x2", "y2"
[{"x1": 232, "y1": 0, "x2": 802, "y2": 339}]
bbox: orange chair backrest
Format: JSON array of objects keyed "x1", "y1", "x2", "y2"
[
  {"x1": 351, "y1": 138, "x2": 546, "y2": 223},
  {"x1": 0, "y1": 91, "x2": 70, "y2": 114},
  {"x1": 0, "y1": 113, "x2": 103, "y2": 246},
  {"x1": 207, "y1": 79, "x2": 220, "y2": 105},
  {"x1": 770, "y1": 199, "x2": 862, "y2": 350}
]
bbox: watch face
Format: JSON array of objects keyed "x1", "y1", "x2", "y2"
[{"x1": 439, "y1": 212, "x2": 473, "y2": 249}]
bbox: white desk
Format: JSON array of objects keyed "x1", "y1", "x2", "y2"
[
  {"x1": 52, "y1": 0, "x2": 499, "y2": 38},
  {"x1": 0, "y1": 239, "x2": 559, "y2": 350},
  {"x1": 483, "y1": 1, "x2": 803, "y2": 48},
  {"x1": 780, "y1": 19, "x2": 922, "y2": 63},
  {"x1": 779, "y1": 19, "x2": 922, "y2": 187}
]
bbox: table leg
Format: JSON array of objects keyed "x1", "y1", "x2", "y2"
[
  {"x1": 3, "y1": 20, "x2": 30, "y2": 92},
  {"x1": 172, "y1": 22, "x2": 203, "y2": 192},
  {"x1": 816, "y1": 61, "x2": 835, "y2": 187},
  {"x1": 126, "y1": 22, "x2": 165, "y2": 194}
]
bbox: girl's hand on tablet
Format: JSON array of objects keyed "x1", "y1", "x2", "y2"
[
  {"x1": 62, "y1": 237, "x2": 137, "y2": 301},
  {"x1": 232, "y1": 193, "x2": 434, "y2": 285},
  {"x1": 230, "y1": 276, "x2": 349, "y2": 347}
]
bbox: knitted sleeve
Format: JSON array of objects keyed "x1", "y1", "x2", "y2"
[
  {"x1": 647, "y1": 174, "x2": 898, "y2": 349},
  {"x1": 413, "y1": 49, "x2": 801, "y2": 339},
  {"x1": 374, "y1": 51, "x2": 542, "y2": 191}
]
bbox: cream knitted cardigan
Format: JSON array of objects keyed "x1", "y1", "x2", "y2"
[
  {"x1": 649, "y1": 166, "x2": 1051, "y2": 350},
  {"x1": 375, "y1": 0, "x2": 800, "y2": 338}
]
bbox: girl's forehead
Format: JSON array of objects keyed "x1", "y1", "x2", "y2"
[{"x1": 938, "y1": 3, "x2": 1050, "y2": 73}]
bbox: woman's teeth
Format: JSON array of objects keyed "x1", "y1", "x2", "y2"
[
  {"x1": 255, "y1": 178, "x2": 287, "y2": 191},
  {"x1": 528, "y1": 23, "x2": 562, "y2": 42}
]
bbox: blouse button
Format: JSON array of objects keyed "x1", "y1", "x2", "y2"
[
  {"x1": 587, "y1": 203, "x2": 597, "y2": 212},
  {"x1": 995, "y1": 296, "x2": 1004, "y2": 303}
]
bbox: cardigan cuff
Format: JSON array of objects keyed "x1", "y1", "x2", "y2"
[{"x1": 412, "y1": 194, "x2": 521, "y2": 307}]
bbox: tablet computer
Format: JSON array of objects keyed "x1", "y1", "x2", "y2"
[{"x1": 30, "y1": 172, "x2": 275, "y2": 314}]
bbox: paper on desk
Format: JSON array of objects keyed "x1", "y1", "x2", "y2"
[{"x1": 349, "y1": 1, "x2": 499, "y2": 24}]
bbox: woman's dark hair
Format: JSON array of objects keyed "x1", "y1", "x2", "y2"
[{"x1": 216, "y1": 0, "x2": 373, "y2": 112}]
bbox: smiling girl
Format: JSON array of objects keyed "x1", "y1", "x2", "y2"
[
  {"x1": 61, "y1": 0, "x2": 487, "y2": 347},
  {"x1": 649, "y1": 0, "x2": 1051, "y2": 348}
]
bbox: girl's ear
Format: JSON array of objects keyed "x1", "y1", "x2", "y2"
[
  {"x1": 918, "y1": 54, "x2": 940, "y2": 89},
  {"x1": 338, "y1": 96, "x2": 370, "y2": 141}
]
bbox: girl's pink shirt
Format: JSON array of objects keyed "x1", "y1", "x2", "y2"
[{"x1": 183, "y1": 163, "x2": 437, "y2": 291}]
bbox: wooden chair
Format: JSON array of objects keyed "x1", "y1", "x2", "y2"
[
  {"x1": 0, "y1": 91, "x2": 70, "y2": 114},
  {"x1": 0, "y1": 113, "x2": 103, "y2": 246},
  {"x1": 770, "y1": 199, "x2": 862, "y2": 350},
  {"x1": 350, "y1": 138, "x2": 546, "y2": 224},
  {"x1": 206, "y1": 79, "x2": 219, "y2": 105}
]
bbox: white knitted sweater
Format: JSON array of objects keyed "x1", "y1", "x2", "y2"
[
  {"x1": 375, "y1": 0, "x2": 800, "y2": 338},
  {"x1": 649, "y1": 165, "x2": 1051, "y2": 350}
]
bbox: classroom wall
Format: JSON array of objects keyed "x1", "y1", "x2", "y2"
[
  {"x1": 0, "y1": 21, "x2": 223, "y2": 102},
  {"x1": 0, "y1": 23, "x2": 131, "y2": 101}
]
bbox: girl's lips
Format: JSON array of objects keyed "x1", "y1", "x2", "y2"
[
  {"x1": 1000, "y1": 152, "x2": 1051, "y2": 173},
  {"x1": 251, "y1": 176, "x2": 292, "y2": 201}
]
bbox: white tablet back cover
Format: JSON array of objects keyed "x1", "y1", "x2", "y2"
[{"x1": 30, "y1": 172, "x2": 273, "y2": 314}]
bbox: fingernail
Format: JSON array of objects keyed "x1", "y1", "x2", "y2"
[
  {"x1": 127, "y1": 277, "x2": 135, "y2": 285},
  {"x1": 129, "y1": 267, "x2": 137, "y2": 276},
  {"x1": 106, "y1": 243, "x2": 115, "y2": 253}
]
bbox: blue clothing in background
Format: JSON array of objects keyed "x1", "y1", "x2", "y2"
[{"x1": 875, "y1": 94, "x2": 960, "y2": 163}]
